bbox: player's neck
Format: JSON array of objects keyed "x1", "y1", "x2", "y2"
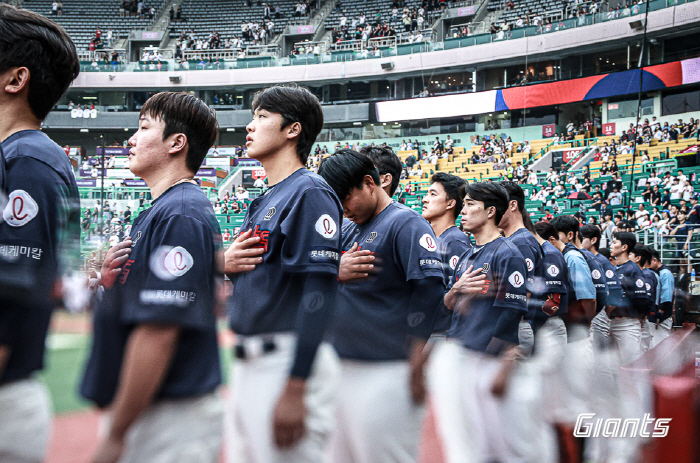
[
  {"x1": 616, "y1": 253, "x2": 630, "y2": 265},
  {"x1": 146, "y1": 166, "x2": 196, "y2": 199},
  {"x1": 552, "y1": 240, "x2": 565, "y2": 253},
  {"x1": 472, "y1": 223, "x2": 501, "y2": 246},
  {"x1": 0, "y1": 100, "x2": 41, "y2": 144},
  {"x1": 430, "y1": 214, "x2": 455, "y2": 238},
  {"x1": 501, "y1": 219, "x2": 524, "y2": 238},
  {"x1": 370, "y1": 191, "x2": 393, "y2": 222},
  {"x1": 259, "y1": 149, "x2": 304, "y2": 186}
]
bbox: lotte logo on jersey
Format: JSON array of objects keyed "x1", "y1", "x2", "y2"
[{"x1": 252, "y1": 225, "x2": 270, "y2": 251}]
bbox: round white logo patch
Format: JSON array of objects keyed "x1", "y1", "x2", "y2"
[
  {"x1": 592, "y1": 269, "x2": 601, "y2": 280},
  {"x1": 419, "y1": 234, "x2": 437, "y2": 252},
  {"x1": 645, "y1": 282, "x2": 651, "y2": 291},
  {"x1": 2, "y1": 190, "x2": 38, "y2": 227},
  {"x1": 635, "y1": 278, "x2": 644, "y2": 288},
  {"x1": 547, "y1": 265, "x2": 560, "y2": 277},
  {"x1": 525, "y1": 258, "x2": 534, "y2": 271},
  {"x1": 150, "y1": 246, "x2": 194, "y2": 281},
  {"x1": 408, "y1": 312, "x2": 426, "y2": 327},
  {"x1": 449, "y1": 255, "x2": 459, "y2": 270},
  {"x1": 606, "y1": 269, "x2": 615, "y2": 279},
  {"x1": 509, "y1": 271, "x2": 525, "y2": 288},
  {"x1": 315, "y1": 214, "x2": 337, "y2": 239}
]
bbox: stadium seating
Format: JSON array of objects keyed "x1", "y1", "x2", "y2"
[
  {"x1": 325, "y1": 0, "x2": 427, "y2": 32},
  {"x1": 22, "y1": 0, "x2": 164, "y2": 50},
  {"x1": 168, "y1": 0, "x2": 306, "y2": 44}
]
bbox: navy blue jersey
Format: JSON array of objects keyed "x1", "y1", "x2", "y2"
[
  {"x1": 228, "y1": 169, "x2": 343, "y2": 335},
  {"x1": 530, "y1": 241, "x2": 569, "y2": 329},
  {"x1": 507, "y1": 228, "x2": 542, "y2": 290},
  {"x1": 433, "y1": 225, "x2": 472, "y2": 332},
  {"x1": 579, "y1": 248, "x2": 608, "y2": 312},
  {"x1": 341, "y1": 217, "x2": 359, "y2": 244},
  {"x1": 641, "y1": 268, "x2": 659, "y2": 317},
  {"x1": 80, "y1": 183, "x2": 222, "y2": 407},
  {"x1": 0, "y1": 130, "x2": 80, "y2": 384},
  {"x1": 613, "y1": 260, "x2": 649, "y2": 318},
  {"x1": 331, "y1": 202, "x2": 444, "y2": 360},
  {"x1": 448, "y1": 237, "x2": 528, "y2": 354},
  {"x1": 595, "y1": 252, "x2": 623, "y2": 308}
]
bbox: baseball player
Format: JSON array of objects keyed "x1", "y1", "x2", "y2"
[
  {"x1": 498, "y1": 181, "x2": 543, "y2": 355},
  {"x1": 529, "y1": 227, "x2": 569, "y2": 342},
  {"x1": 439, "y1": 182, "x2": 528, "y2": 463},
  {"x1": 319, "y1": 150, "x2": 444, "y2": 463},
  {"x1": 422, "y1": 172, "x2": 470, "y2": 332},
  {"x1": 534, "y1": 221, "x2": 597, "y2": 457},
  {"x1": 578, "y1": 224, "x2": 624, "y2": 349},
  {"x1": 80, "y1": 93, "x2": 223, "y2": 463},
  {"x1": 631, "y1": 245, "x2": 659, "y2": 352},
  {"x1": 421, "y1": 172, "x2": 470, "y2": 463},
  {"x1": 610, "y1": 232, "x2": 649, "y2": 365},
  {"x1": 648, "y1": 249, "x2": 674, "y2": 347},
  {"x1": 550, "y1": 216, "x2": 609, "y2": 321},
  {"x1": 339, "y1": 145, "x2": 403, "y2": 282},
  {"x1": 0, "y1": 7, "x2": 80, "y2": 463},
  {"x1": 224, "y1": 85, "x2": 342, "y2": 463}
]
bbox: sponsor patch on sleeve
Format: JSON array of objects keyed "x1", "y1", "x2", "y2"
[
  {"x1": 419, "y1": 257, "x2": 442, "y2": 270},
  {"x1": 310, "y1": 246, "x2": 340, "y2": 264},
  {"x1": 150, "y1": 246, "x2": 194, "y2": 281},
  {"x1": 315, "y1": 214, "x2": 338, "y2": 239},
  {"x1": 2, "y1": 190, "x2": 39, "y2": 227},
  {"x1": 419, "y1": 234, "x2": 438, "y2": 252},
  {"x1": 508, "y1": 271, "x2": 525, "y2": 288}
]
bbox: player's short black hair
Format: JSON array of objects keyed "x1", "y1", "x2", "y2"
[
  {"x1": 360, "y1": 145, "x2": 402, "y2": 196},
  {"x1": 140, "y1": 92, "x2": 219, "y2": 174},
  {"x1": 598, "y1": 248, "x2": 611, "y2": 259},
  {"x1": 534, "y1": 221, "x2": 558, "y2": 241},
  {"x1": 251, "y1": 84, "x2": 323, "y2": 165},
  {"x1": 0, "y1": 4, "x2": 79, "y2": 120},
  {"x1": 650, "y1": 248, "x2": 660, "y2": 261},
  {"x1": 464, "y1": 182, "x2": 509, "y2": 225},
  {"x1": 612, "y1": 231, "x2": 636, "y2": 254},
  {"x1": 431, "y1": 172, "x2": 467, "y2": 220},
  {"x1": 631, "y1": 244, "x2": 651, "y2": 266},
  {"x1": 318, "y1": 149, "x2": 380, "y2": 200},
  {"x1": 579, "y1": 224, "x2": 602, "y2": 251},
  {"x1": 550, "y1": 215, "x2": 580, "y2": 242},
  {"x1": 499, "y1": 181, "x2": 535, "y2": 232}
]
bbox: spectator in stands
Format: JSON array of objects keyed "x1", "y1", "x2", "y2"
[
  {"x1": 609, "y1": 187, "x2": 623, "y2": 205},
  {"x1": 235, "y1": 185, "x2": 249, "y2": 201}
]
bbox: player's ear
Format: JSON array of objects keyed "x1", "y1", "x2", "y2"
[
  {"x1": 381, "y1": 173, "x2": 392, "y2": 190},
  {"x1": 446, "y1": 198, "x2": 456, "y2": 212},
  {"x1": 168, "y1": 133, "x2": 188, "y2": 156},
  {"x1": 2, "y1": 67, "x2": 31, "y2": 95},
  {"x1": 286, "y1": 121, "x2": 302, "y2": 140}
]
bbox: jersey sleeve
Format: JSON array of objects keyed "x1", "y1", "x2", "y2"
[
  {"x1": 121, "y1": 215, "x2": 219, "y2": 330},
  {"x1": 540, "y1": 253, "x2": 568, "y2": 296},
  {"x1": 280, "y1": 187, "x2": 342, "y2": 274},
  {"x1": 494, "y1": 253, "x2": 528, "y2": 312},
  {"x1": 565, "y1": 252, "x2": 596, "y2": 300},
  {"x1": 619, "y1": 267, "x2": 649, "y2": 304},
  {"x1": 394, "y1": 216, "x2": 444, "y2": 281},
  {"x1": 0, "y1": 157, "x2": 77, "y2": 307}
]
